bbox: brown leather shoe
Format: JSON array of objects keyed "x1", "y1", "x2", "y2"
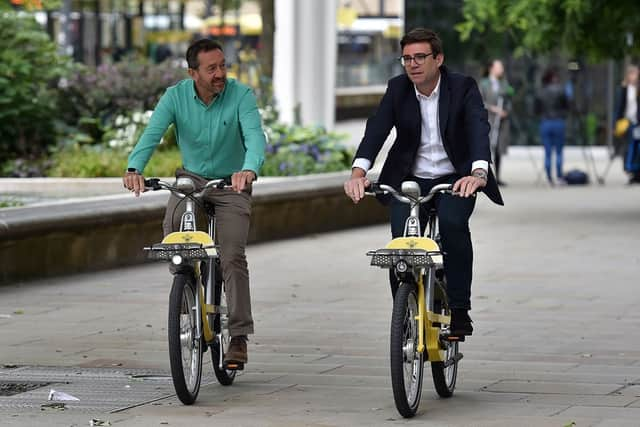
[{"x1": 225, "y1": 336, "x2": 248, "y2": 363}]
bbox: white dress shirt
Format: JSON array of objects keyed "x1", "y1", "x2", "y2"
[
  {"x1": 625, "y1": 84, "x2": 637, "y2": 124},
  {"x1": 353, "y1": 76, "x2": 488, "y2": 177}
]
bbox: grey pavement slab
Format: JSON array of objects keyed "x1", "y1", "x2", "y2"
[{"x1": 1, "y1": 154, "x2": 640, "y2": 426}]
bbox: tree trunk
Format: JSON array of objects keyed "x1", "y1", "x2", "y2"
[
  {"x1": 219, "y1": 0, "x2": 226, "y2": 33},
  {"x1": 258, "y1": 0, "x2": 274, "y2": 80}
]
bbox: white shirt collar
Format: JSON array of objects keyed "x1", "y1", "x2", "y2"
[{"x1": 415, "y1": 75, "x2": 441, "y2": 100}]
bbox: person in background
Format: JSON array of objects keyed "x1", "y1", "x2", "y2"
[
  {"x1": 536, "y1": 67, "x2": 569, "y2": 185},
  {"x1": 615, "y1": 64, "x2": 640, "y2": 184},
  {"x1": 479, "y1": 59, "x2": 512, "y2": 186}
]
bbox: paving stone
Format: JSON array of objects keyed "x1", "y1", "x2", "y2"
[
  {"x1": 558, "y1": 405, "x2": 640, "y2": 420},
  {"x1": 482, "y1": 380, "x2": 622, "y2": 395},
  {"x1": 1, "y1": 155, "x2": 639, "y2": 425}
]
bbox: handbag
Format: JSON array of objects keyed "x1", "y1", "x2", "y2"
[{"x1": 614, "y1": 118, "x2": 630, "y2": 138}]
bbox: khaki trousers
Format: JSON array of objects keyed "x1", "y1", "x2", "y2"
[{"x1": 162, "y1": 169, "x2": 254, "y2": 336}]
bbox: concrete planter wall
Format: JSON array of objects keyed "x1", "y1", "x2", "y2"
[{"x1": 0, "y1": 173, "x2": 386, "y2": 284}]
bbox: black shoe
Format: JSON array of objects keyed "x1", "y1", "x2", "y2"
[{"x1": 449, "y1": 309, "x2": 473, "y2": 340}]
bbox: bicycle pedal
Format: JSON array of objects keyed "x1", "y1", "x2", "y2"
[
  {"x1": 223, "y1": 362, "x2": 244, "y2": 371},
  {"x1": 443, "y1": 334, "x2": 465, "y2": 342}
]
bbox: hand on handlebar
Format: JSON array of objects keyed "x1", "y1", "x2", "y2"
[
  {"x1": 123, "y1": 171, "x2": 146, "y2": 197},
  {"x1": 231, "y1": 170, "x2": 256, "y2": 193},
  {"x1": 344, "y1": 175, "x2": 370, "y2": 204},
  {"x1": 452, "y1": 174, "x2": 486, "y2": 198}
]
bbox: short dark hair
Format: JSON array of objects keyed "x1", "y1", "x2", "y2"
[
  {"x1": 186, "y1": 39, "x2": 223, "y2": 69},
  {"x1": 400, "y1": 28, "x2": 442, "y2": 56}
]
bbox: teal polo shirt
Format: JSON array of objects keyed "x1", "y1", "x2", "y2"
[{"x1": 127, "y1": 78, "x2": 266, "y2": 178}]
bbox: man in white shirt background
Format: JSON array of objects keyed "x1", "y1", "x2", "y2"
[{"x1": 344, "y1": 28, "x2": 503, "y2": 340}]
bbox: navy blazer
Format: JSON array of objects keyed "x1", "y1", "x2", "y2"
[{"x1": 355, "y1": 66, "x2": 504, "y2": 206}]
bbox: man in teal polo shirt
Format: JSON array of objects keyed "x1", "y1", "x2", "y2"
[{"x1": 123, "y1": 39, "x2": 266, "y2": 364}]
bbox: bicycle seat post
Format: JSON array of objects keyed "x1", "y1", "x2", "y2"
[
  {"x1": 401, "y1": 181, "x2": 422, "y2": 237},
  {"x1": 176, "y1": 177, "x2": 197, "y2": 232}
]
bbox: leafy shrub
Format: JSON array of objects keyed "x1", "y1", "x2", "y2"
[
  {"x1": 262, "y1": 124, "x2": 352, "y2": 176},
  {"x1": 47, "y1": 144, "x2": 182, "y2": 178},
  {"x1": 41, "y1": 54, "x2": 352, "y2": 178},
  {"x1": 47, "y1": 145, "x2": 129, "y2": 177},
  {"x1": 0, "y1": 11, "x2": 71, "y2": 160},
  {"x1": 0, "y1": 198, "x2": 24, "y2": 209},
  {"x1": 57, "y1": 59, "x2": 185, "y2": 145}
]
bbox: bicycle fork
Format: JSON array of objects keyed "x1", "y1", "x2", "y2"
[
  {"x1": 415, "y1": 267, "x2": 435, "y2": 354},
  {"x1": 416, "y1": 266, "x2": 449, "y2": 363}
]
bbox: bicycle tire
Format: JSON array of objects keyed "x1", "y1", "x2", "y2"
[
  {"x1": 390, "y1": 281, "x2": 424, "y2": 418},
  {"x1": 210, "y1": 261, "x2": 236, "y2": 386},
  {"x1": 168, "y1": 273, "x2": 203, "y2": 404},
  {"x1": 431, "y1": 295, "x2": 458, "y2": 398}
]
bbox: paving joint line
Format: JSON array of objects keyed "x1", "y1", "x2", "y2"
[
  {"x1": 257, "y1": 383, "x2": 298, "y2": 396},
  {"x1": 317, "y1": 365, "x2": 345, "y2": 374},
  {"x1": 548, "y1": 405, "x2": 574, "y2": 417}
]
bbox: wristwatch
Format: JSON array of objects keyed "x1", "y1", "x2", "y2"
[
  {"x1": 126, "y1": 168, "x2": 141, "y2": 174},
  {"x1": 471, "y1": 169, "x2": 488, "y2": 181}
]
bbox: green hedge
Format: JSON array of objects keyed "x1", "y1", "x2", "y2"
[
  {"x1": 0, "y1": 11, "x2": 71, "y2": 161},
  {"x1": 0, "y1": 37, "x2": 353, "y2": 178}
]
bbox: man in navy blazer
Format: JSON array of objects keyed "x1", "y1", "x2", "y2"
[{"x1": 344, "y1": 28, "x2": 503, "y2": 339}]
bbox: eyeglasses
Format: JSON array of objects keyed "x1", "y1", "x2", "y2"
[{"x1": 399, "y1": 52, "x2": 435, "y2": 67}]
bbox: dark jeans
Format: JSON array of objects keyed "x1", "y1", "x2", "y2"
[
  {"x1": 389, "y1": 174, "x2": 476, "y2": 310},
  {"x1": 540, "y1": 118, "x2": 566, "y2": 182}
]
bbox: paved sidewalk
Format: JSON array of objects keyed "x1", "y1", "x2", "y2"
[{"x1": 1, "y1": 155, "x2": 639, "y2": 426}]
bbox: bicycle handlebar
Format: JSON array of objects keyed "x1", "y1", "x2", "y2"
[
  {"x1": 365, "y1": 182, "x2": 454, "y2": 204},
  {"x1": 144, "y1": 177, "x2": 232, "y2": 199}
]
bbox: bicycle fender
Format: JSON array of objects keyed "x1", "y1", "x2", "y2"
[
  {"x1": 162, "y1": 231, "x2": 217, "y2": 256},
  {"x1": 385, "y1": 237, "x2": 439, "y2": 251},
  {"x1": 162, "y1": 231, "x2": 214, "y2": 245}
]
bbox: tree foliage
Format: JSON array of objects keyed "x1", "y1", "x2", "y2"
[
  {"x1": 456, "y1": 0, "x2": 640, "y2": 61},
  {"x1": 0, "y1": 10, "x2": 71, "y2": 159},
  {"x1": 0, "y1": 0, "x2": 61, "y2": 11}
]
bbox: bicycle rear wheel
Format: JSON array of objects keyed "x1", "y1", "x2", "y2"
[
  {"x1": 168, "y1": 273, "x2": 203, "y2": 404},
  {"x1": 431, "y1": 296, "x2": 459, "y2": 397},
  {"x1": 390, "y1": 281, "x2": 424, "y2": 418},
  {"x1": 210, "y1": 260, "x2": 236, "y2": 385}
]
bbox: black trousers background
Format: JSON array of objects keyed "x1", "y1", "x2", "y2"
[{"x1": 389, "y1": 174, "x2": 476, "y2": 310}]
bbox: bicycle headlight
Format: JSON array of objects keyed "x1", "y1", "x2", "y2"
[
  {"x1": 396, "y1": 260, "x2": 408, "y2": 273},
  {"x1": 171, "y1": 254, "x2": 183, "y2": 265}
]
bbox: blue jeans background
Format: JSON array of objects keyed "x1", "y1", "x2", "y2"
[
  {"x1": 624, "y1": 125, "x2": 640, "y2": 173},
  {"x1": 540, "y1": 119, "x2": 566, "y2": 182}
]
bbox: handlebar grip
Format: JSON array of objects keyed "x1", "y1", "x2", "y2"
[
  {"x1": 368, "y1": 182, "x2": 383, "y2": 193},
  {"x1": 221, "y1": 176, "x2": 233, "y2": 187},
  {"x1": 144, "y1": 178, "x2": 161, "y2": 191}
]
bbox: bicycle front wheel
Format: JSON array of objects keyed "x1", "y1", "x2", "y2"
[
  {"x1": 168, "y1": 273, "x2": 203, "y2": 404},
  {"x1": 390, "y1": 281, "x2": 424, "y2": 418}
]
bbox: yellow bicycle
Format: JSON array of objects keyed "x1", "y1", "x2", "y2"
[
  {"x1": 366, "y1": 181, "x2": 463, "y2": 418},
  {"x1": 144, "y1": 176, "x2": 240, "y2": 405}
]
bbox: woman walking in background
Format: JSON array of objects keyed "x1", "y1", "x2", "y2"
[
  {"x1": 615, "y1": 64, "x2": 640, "y2": 184},
  {"x1": 536, "y1": 68, "x2": 569, "y2": 185}
]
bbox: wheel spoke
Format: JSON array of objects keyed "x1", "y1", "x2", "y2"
[{"x1": 179, "y1": 287, "x2": 199, "y2": 391}]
